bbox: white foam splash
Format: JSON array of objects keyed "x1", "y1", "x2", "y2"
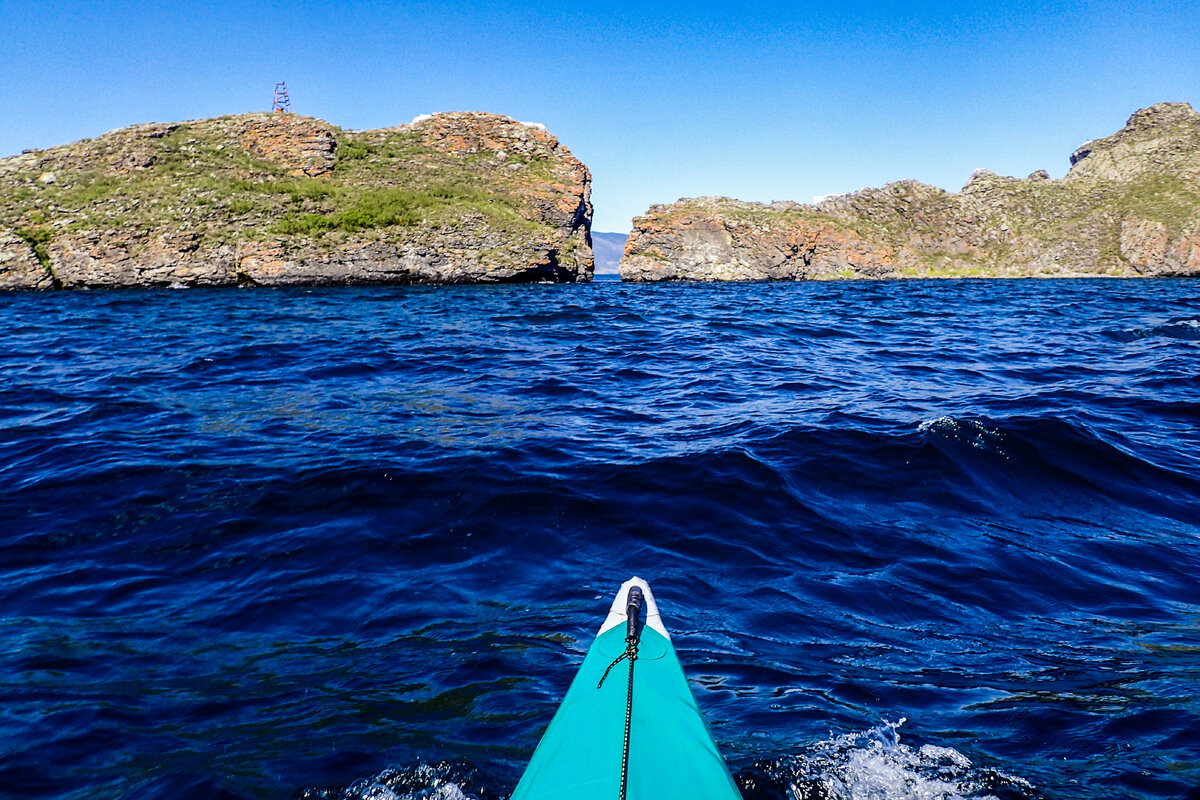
[
  {"x1": 916, "y1": 417, "x2": 1009, "y2": 457},
  {"x1": 303, "y1": 762, "x2": 473, "y2": 800},
  {"x1": 348, "y1": 766, "x2": 468, "y2": 800},
  {"x1": 306, "y1": 726, "x2": 1034, "y2": 800},
  {"x1": 763, "y1": 719, "x2": 1033, "y2": 800},
  {"x1": 917, "y1": 416, "x2": 958, "y2": 434}
]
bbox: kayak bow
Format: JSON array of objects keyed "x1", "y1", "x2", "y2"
[{"x1": 512, "y1": 577, "x2": 741, "y2": 800}]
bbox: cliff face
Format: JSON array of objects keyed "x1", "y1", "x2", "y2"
[
  {"x1": 621, "y1": 103, "x2": 1200, "y2": 281},
  {"x1": 0, "y1": 112, "x2": 593, "y2": 290}
]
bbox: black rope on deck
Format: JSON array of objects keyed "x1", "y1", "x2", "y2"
[{"x1": 597, "y1": 586, "x2": 644, "y2": 800}]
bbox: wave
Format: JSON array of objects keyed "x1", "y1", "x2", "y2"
[
  {"x1": 738, "y1": 413, "x2": 1200, "y2": 527},
  {"x1": 909, "y1": 414, "x2": 1200, "y2": 520},
  {"x1": 7, "y1": 411, "x2": 1198, "y2": 579},
  {"x1": 1105, "y1": 317, "x2": 1200, "y2": 341}
]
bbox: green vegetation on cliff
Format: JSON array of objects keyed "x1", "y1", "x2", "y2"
[{"x1": 2, "y1": 121, "x2": 545, "y2": 240}]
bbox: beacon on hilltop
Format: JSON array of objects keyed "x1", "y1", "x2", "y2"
[{"x1": 272, "y1": 82, "x2": 292, "y2": 113}]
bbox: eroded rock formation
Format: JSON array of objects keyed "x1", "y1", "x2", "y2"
[
  {"x1": 0, "y1": 111, "x2": 593, "y2": 289},
  {"x1": 621, "y1": 102, "x2": 1200, "y2": 281}
]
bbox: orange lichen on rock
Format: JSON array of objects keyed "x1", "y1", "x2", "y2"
[{"x1": 239, "y1": 115, "x2": 337, "y2": 177}]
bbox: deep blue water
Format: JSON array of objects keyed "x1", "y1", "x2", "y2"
[{"x1": 2, "y1": 278, "x2": 1199, "y2": 800}]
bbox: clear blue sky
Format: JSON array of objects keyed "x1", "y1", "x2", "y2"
[{"x1": 3, "y1": 0, "x2": 1198, "y2": 232}]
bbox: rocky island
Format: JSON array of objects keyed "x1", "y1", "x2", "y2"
[
  {"x1": 0, "y1": 112, "x2": 593, "y2": 290},
  {"x1": 621, "y1": 102, "x2": 1200, "y2": 281}
]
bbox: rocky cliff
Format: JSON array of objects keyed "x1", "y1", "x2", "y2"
[
  {"x1": 621, "y1": 103, "x2": 1200, "y2": 281},
  {"x1": 0, "y1": 111, "x2": 593, "y2": 290}
]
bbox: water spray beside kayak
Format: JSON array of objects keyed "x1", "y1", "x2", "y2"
[{"x1": 512, "y1": 577, "x2": 741, "y2": 800}]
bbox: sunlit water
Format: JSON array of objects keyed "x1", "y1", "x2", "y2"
[{"x1": 2, "y1": 277, "x2": 1198, "y2": 800}]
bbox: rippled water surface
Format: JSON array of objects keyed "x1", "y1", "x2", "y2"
[{"x1": 2, "y1": 278, "x2": 1199, "y2": 800}]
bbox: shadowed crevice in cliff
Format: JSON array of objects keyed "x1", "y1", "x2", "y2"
[{"x1": 528, "y1": 249, "x2": 573, "y2": 284}]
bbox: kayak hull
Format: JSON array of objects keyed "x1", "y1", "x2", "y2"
[{"x1": 511, "y1": 578, "x2": 740, "y2": 800}]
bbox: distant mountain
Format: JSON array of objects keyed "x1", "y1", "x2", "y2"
[{"x1": 591, "y1": 231, "x2": 628, "y2": 274}]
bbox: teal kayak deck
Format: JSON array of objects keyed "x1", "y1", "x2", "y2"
[{"x1": 512, "y1": 582, "x2": 741, "y2": 800}]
